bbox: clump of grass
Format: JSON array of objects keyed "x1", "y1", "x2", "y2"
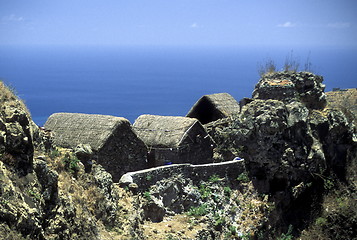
[
  {"x1": 258, "y1": 58, "x2": 276, "y2": 76},
  {"x1": 258, "y1": 51, "x2": 314, "y2": 76},
  {"x1": 304, "y1": 51, "x2": 313, "y2": 72},
  {"x1": 283, "y1": 50, "x2": 300, "y2": 72}
]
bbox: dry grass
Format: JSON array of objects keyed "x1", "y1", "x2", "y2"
[
  {"x1": 0, "y1": 80, "x2": 31, "y2": 117},
  {"x1": 258, "y1": 51, "x2": 314, "y2": 76}
]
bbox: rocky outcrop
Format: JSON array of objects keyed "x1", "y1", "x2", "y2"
[
  {"x1": 0, "y1": 105, "x2": 35, "y2": 174},
  {"x1": 253, "y1": 71, "x2": 327, "y2": 109},
  {"x1": 208, "y1": 72, "x2": 356, "y2": 237}
]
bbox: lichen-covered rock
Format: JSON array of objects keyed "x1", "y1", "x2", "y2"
[
  {"x1": 207, "y1": 72, "x2": 355, "y2": 237},
  {"x1": 1, "y1": 106, "x2": 34, "y2": 174},
  {"x1": 253, "y1": 71, "x2": 327, "y2": 109}
]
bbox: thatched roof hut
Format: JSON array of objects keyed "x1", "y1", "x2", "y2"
[
  {"x1": 44, "y1": 113, "x2": 147, "y2": 182},
  {"x1": 133, "y1": 115, "x2": 214, "y2": 166},
  {"x1": 186, "y1": 93, "x2": 240, "y2": 124}
]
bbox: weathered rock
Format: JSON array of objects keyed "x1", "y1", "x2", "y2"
[
  {"x1": 142, "y1": 197, "x2": 166, "y2": 222},
  {"x1": 75, "y1": 144, "x2": 93, "y2": 173},
  {"x1": 253, "y1": 71, "x2": 327, "y2": 109},
  {"x1": 91, "y1": 164, "x2": 118, "y2": 225},
  {"x1": 33, "y1": 158, "x2": 58, "y2": 204},
  {"x1": 0, "y1": 103, "x2": 36, "y2": 176},
  {"x1": 207, "y1": 72, "x2": 355, "y2": 237}
]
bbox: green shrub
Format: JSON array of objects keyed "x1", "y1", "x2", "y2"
[
  {"x1": 199, "y1": 184, "x2": 212, "y2": 199},
  {"x1": 63, "y1": 153, "x2": 80, "y2": 174},
  {"x1": 209, "y1": 174, "x2": 220, "y2": 183},
  {"x1": 315, "y1": 217, "x2": 327, "y2": 227},
  {"x1": 278, "y1": 225, "x2": 293, "y2": 240},
  {"x1": 49, "y1": 148, "x2": 60, "y2": 159},
  {"x1": 223, "y1": 186, "x2": 232, "y2": 197},
  {"x1": 143, "y1": 191, "x2": 151, "y2": 201},
  {"x1": 213, "y1": 213, "x2": 226, "y2": 229},
  {"x1": 187, "y1": 204, "x2": 207, "y2": 217},
  {"x1": 237, "y1": 172, "x2": 250, "y2": 183}
]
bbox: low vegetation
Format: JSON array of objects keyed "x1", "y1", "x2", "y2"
[{"x1": 258, "y1": 50, "x2": 314, "y2": 76}]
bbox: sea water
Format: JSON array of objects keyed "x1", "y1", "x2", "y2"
[{"x1": 0, "y1": 45, "x2": 356, "y2": 126}]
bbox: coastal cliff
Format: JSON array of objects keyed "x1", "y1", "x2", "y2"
[{"x1": 0, "y1": 72, "x2": 356, "y2": 239}]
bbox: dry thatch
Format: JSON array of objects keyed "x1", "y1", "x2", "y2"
[
  {"x1": 44, "y1": 113, "x2": 125, "y2": 150},
  {"x1": 133, "y1": 115, "x2": 214, "y2": 166},
  {"x1": 133, "y1": 115, "x2": 200, "y2": 148},
  {"x1": 186, "y1": 93, "x2": 240, "y2": 124},
  {"x1": 44, "y1": 113, "x2": 148, "y2": 182}
]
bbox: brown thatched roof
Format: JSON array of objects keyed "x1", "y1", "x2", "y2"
[
  {"x1": 133, "y1": 115, "x2": 201, "y2": 148},
  {"x1": 44, "y1": 113, "x2": 130, "y2": 151},
  {"x1": 186, "y1": 93, "x2": 240, "y2": 124}
]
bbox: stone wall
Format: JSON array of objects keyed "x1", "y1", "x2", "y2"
[{"x1": 118, "y1": 159, "x2": 246, "y2": 191}]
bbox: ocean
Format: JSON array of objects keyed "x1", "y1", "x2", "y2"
[{"x1": 0, "y1": 45, "x2": 356, "y2": 126}]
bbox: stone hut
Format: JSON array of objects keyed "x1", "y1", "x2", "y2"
[
  {"x1": 186, "y1": 93, "x2": 240, "y2": 124},
  {"x1": 44, "y1": 113, "x2": 147, "y2": 182},
  {"x1": 133, "y1": 115, "x2": 214, "y2": 167}
]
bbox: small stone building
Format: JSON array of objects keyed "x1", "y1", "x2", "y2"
[
  {"x1": 186, "y1": 93, "x2": 240, "y2": 124},
  {"x1": 133, "y1": 115, "x2": 214, "y2": 166},
  {"x1": 44, "y1": 113, "x2": 147, "y2": 182}
]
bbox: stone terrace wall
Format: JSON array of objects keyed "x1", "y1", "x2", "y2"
[{"x1": 118, "y1": 159, "x2": 246, "y2": 191}]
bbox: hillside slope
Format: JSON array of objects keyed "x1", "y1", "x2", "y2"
[{"x1": 0, "y1": 75, "x2": 356, "y2": 239}]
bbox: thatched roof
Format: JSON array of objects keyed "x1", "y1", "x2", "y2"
[
  {"x1": 186, "y1": 93, "x2": 240, "y2": 124},
  {"x1": 133, "y1": 115, "x2": 201, "y2": 148},
  {"x1": 44, "y1": 113, "x2": 130, "y2": 151}
]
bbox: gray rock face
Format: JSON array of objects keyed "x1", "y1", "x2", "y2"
[
  {"x1": 207, "y1": 72, "x2": 356, "y2": 235},
  {"x1": 253, "y1": 72, "x2": 327, "y2": 109},
  {"x1": 0, "y1": 104, "x2": 35, "y2": 174},
  {"x1": 213, "y1": 98, "x2": 354, "y2": 193}
]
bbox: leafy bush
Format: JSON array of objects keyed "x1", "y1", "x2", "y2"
[
  {"x1": 199, "y1": 184, "x2": 212, "y2": 199},
  {"x1": 278, "y1": 225, "x2": 293, "y2": 240},
  {"x1": 209, "y1": 174, "x2": 220, "y2": 183},
  {"x1": 63, "y1": 153, "x2": 80, "y2": 174},
  {"x1": 223, "y1": 186, "x2": 232, "y2": 197},
  {"x1": 187, "y1": 204, "x2": 207, "y2": 217},
  {"x1": 237, "y1": 172, "x2": 250, "y2": 183},
  {"x1": 49, "y1": 148, "x2": 61, "y2": 159},
  {"x1": 143, "y1": 191, "x2": 151, "y2": 201}
]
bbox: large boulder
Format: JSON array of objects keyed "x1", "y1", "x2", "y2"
[{"x1": 253, "y1": 71, "x2": 327, "y2": 109}]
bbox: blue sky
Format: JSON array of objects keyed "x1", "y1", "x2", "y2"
[{"x1": 0, "y1": 0, "x2": 356, "y2": 48}]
